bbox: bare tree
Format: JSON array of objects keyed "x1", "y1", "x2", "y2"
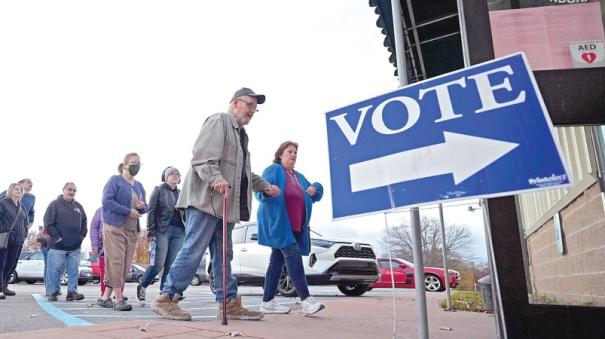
[
  {"x1": 22, "y1": 230, "x2": 41, "y2": 252},
  {"x1": 132, "y1": 231, "x2": 150, "y2": 264},
  {"x1": 381, "y1": 216, "x2": 476, "y2": 267}
]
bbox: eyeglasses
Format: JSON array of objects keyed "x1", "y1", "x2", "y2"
[
  {"x1": 168, "y1": 172, "x2": 181, "y2": 177},
  {"x1": 237, "y1": 98, "x2": 259, "y2": 112},
  {"x1": 67, "y1": 188, "x2": 77, "y2": 192}
]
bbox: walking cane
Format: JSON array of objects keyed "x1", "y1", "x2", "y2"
[{"x1": 221, "y1": 192, "x2": 228, "y2": 325}]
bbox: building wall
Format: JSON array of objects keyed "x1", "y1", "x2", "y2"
[{"x1": 526, "y1": 182, "x2": 605, "y2": 306}]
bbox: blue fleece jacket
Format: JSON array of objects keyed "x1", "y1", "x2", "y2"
[
  {"x1": 101, "y1": 175, "x2": 148, "y2": 227},
  {"x1": 255, "y1": 163, "x2": 323, "y2": 255}
]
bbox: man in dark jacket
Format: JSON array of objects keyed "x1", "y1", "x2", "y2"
[{"x1": 44, "y1": 182, "x2": 88, "y2": 301}]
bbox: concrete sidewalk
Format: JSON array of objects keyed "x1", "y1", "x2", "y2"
[{"x1": 1, "y1": 293, "x2": 496, "y2": 338}]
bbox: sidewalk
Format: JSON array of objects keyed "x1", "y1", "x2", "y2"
[{"x1": 1, "y1": 292, "x2": 496, "y2": 338}]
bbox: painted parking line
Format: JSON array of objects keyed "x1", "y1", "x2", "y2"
[
  {"x1": 32, "y1": 294, "x2": 93, "y2": 327},
  {"x1": 71, "y1": 315, "x2": 217, "y2": 319}
]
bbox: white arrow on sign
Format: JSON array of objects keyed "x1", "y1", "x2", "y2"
[{"x1": 349, "y1": 131, "x2": 519, "y2": 192}]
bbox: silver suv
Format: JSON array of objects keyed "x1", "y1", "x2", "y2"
[{"x1": 206, "y1": 223, "x2": 380, "y2": 297}]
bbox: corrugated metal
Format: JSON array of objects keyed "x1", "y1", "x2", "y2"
[{"x1": 518, "y1": 126, "x2": 596, "y2": 231}]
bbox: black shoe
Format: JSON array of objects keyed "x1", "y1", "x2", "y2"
[
  {"x1": 113, "y1": 299, "x2": 132, "y2": 311},
  {"x1": 2, "y1": 287, "x2": 15, "y2": 296},
  {"x1": 48, "y1": 293, "x2": 58, "y2": 302},
  {"x1": 136, "y1": 284, "x2": 146, "y2": 301},
  {"x1": 97, "y1": 298, "x2": 114, "y2": 308},
  {"x1": 66, "y1": 292, "x2": 84, "y2": 301}
]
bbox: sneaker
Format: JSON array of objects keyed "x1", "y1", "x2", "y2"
[
  {"x1": 218, "y1": 296, "x2": 263, "y2": 320},
  {"x1": 137, "y1": 285, "x2": 146, "y2": 301},
  {"x1": 260, "y1": 299, "x2": 291, "y2": 314},
  {"x1": 113, "y1": 296, "x2": 128, "y2": 301},
  {"x1": 2, "y1": 287, "x2": 15, "y2": 296},
  {"x1": 113, "y1": 299, "x2": 132, "y2": 311},
  {"x1": 66, "y1": 292, "x2": 85, "y2": 301},
  {"x1": 152, "y1": 293, "x2": 191, "y2": 321},
  {"x1": 48, "y1": 293, "x2": 58, "y2": 302},
  {"x1": 301, "y1": 297, "x2": 325, "y2": 316},
  {"x1": 97, "y1": 298, "x2": 114, "y2": 308}
]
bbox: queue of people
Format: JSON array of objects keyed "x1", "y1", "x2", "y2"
[{"x1": 0, "y1": 87, "x2": 326, "y2": 320}]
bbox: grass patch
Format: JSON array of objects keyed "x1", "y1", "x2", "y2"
[{"x1": 439, "y1": 291, "x2": 486, "y2": 312}]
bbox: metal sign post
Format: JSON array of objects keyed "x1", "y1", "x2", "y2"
[
  {"x1": 221, "y1": 193, "x2": 228, "y2": 325},
  {"x1": 438, "y1": 204, "x2": 453, "y2": 310}
]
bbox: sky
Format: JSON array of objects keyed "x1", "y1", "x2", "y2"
[{"x1": 0, "y1": 1, "x2": 487, "y2": 262}]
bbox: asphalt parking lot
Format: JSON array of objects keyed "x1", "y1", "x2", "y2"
[{"x1": 1, "y1": 281, "x2": 497, "y2": 338}]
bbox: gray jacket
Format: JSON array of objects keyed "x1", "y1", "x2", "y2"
[{"x1": 176, "y1": 112, "x2": 270, "y2": 223}]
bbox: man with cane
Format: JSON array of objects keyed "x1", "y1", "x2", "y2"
[{"x1": 153, "y1": 87, "x2": 280, "y2": 321}]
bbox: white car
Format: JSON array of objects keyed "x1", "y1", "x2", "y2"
[
  {"x1": 9, "y1": 250, "x2": 94, "y2": 286},
  {"x1": 206, "y1": 223, "x2": 380, "y2": 297}
]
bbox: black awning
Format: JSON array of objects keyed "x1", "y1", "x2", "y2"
[{"x1": 369, "y1": 0, "x2": 464, "y2": 81}]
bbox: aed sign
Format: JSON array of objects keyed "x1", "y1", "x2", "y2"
[
  {"x1": 325, "y1": 53, "x2": 571, "y2": 219},
  {"x1": 569, "y1": 40, "x2": 605, "y2": 68}
]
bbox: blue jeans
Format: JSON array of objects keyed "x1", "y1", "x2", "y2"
[
  {"x1": 47, "y1": 248, "x2": 80, "y2": 294},
  {"x1": 1, "y1": 242, "x2": 22, "y2": 290},
  {"x1": 141, "y1": 225, "x2": 185, "y2": 290},
  {"x1": 162, "y1": 207, "x2": 237, "y2": 302},
  {"x1": 262, "y1": 242, "x2": 310, "y2": 302},
  {"x1": 42, "y1": 247, "x2": 49, "y2": 294}
]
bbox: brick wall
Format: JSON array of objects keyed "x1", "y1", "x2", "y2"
[{"x1": 526, "y1": 182, "x2": 605, "y2": 306}]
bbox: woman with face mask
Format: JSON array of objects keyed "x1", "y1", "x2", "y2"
[{"x1": 98, "y1": 152, "x2": 148, "y2": 311}]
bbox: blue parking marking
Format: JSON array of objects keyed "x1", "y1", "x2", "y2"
[{"x1": 32, "y1": 294, "x2": 93, "y2": 326}]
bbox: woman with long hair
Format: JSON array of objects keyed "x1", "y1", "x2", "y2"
[{"x1": 0, "y1": 183, "x2": 27, "y2": 299}]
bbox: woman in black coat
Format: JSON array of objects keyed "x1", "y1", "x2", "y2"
[{"x1": 0, "y1": 183, "x2": 27, "y2": 299}]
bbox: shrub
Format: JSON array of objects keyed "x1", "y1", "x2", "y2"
[{"x1": 439, "y1": 291, "x2": 486, "y2": 312}]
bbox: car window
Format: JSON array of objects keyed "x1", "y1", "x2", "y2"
[
  {"x1": 244, "y1": 224, "x2": 258, "y2": 243},
  {"x1": 232, "y1": 225, "x2": 246, "y2": 245},
  {"x1": 29, "y1": 251, "x2": 44, "y2": 260},
  {"x1": 379, "y1": 260, "x2": 399, "y2": 269}
]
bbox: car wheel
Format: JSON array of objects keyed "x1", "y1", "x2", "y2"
[
  {"x1": 190, "y1": 274, "x2": 202, "y2": 286},
  {"x1": 60, "y1": 273, "x2": 68, "y2": 286},
  {"x1": 337, "y1": 284, "x2": 370, "y2": 296},
  {"x1": 424, "y1": 274, "x2": 442, "y2": 292},
  {"x1": 277, "y1": 266, "x2": 298, "y2": 298},
  {"x1": 78, "y1": 280, "x2": 87, "y2": 286},
  {"x1": 208, "y1": 267, "x2": 216, "y2": 294},
  {"x1": 25, "y1": 280, "x2": 36, "y2": 284},
  {"x1": 7, "y1": 272, "x2": 17, "y2": 284},
  {"x1": 92, "y1": 278, "x2": 100, "y2": 284},
  {"x1": 137, "y1": 275, "x2": 143, "y2": 285}
]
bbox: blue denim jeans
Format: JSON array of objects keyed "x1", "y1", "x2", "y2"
[
  {"x1": 1, "y1": 242, "x2": 21, "y2": 290},
  {"x1": 162, "y1": 207, "x2": 237, "y2": 302},
  {"x1": 141, "y1": 225, "x2": 185, "y2": 290},
  {"x1": 42, "y1": 247, "x2": 49, "y2": 294},
  {"x1": 47, "y1": 248, "x2": 80, "y2": 294},
  {"x1": 262, "y1": 242, "x2": 310, "y2": 302}
]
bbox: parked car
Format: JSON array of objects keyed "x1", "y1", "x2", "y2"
[
  {"x1": 206, "y1": 223, "x2": 380, "y2": 297},
  {"x1": 126, "y1": 263, "x2": 159, "y2": 284},
  {"x1": 370, "y1": 257, "x2": 460, "y2": 292},
  {"x1": 80, "y1": 252, "x2": 101, "y2": 284},
  {"x1": 190, "y1": 252, "x2": 208, "y2": 286},
  {"x1": 8, "y1": 250, "x2": 93, "y2": 285}
]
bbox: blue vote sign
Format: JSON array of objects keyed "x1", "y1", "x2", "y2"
[{"x1": 325, "y1": 53, "x2": 571, "y2": 220}]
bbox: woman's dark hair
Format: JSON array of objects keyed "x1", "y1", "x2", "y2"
[
  {"x1": 117, "y1": 152, "x2": 139, "y2": 173},
  {"x1": 273, "y1": 141, "x2": 298, "y2": 164}
]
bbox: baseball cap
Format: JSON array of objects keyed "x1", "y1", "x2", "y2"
[{"x1": 231, "y1": 87, "x2": 265, "y2": 105}]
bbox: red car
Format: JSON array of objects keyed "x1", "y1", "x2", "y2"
[
  {"x1": 89, "y1": 253, "x2": 101, "y2": 284},
  {"x1": 370, "y1": 257, "x2": 460, "y2": 292}
]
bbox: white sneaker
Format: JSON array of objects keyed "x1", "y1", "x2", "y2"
[
  {"x1": 260, "y1": 299, "x2": 291, "y2": 314},
  {"x1": 301, "y1": 297, "x2": 325, "y2": 316}
]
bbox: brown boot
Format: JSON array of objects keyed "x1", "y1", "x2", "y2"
[
  {"x1": 152, "y1": 293, "x2": 192, "y2": 321},
  {"x1": 218, "y1": 296, "x2": 263, "y2": 320}
]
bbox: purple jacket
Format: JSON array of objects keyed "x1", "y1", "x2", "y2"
[{"x1": 90, "y1": 208, "x2": 103, "y2": 254}]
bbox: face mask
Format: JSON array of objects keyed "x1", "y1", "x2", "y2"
[{"x1": 128, "y1": 164, "x2": 140, "y2": 176}]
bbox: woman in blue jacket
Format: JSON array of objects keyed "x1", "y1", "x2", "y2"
[
  {"x1": 98, "y1": 152, "x2": 148, "y2": 311},
  {"x1": 256, "y1": 141, "x2": 325, "y2": 316}
]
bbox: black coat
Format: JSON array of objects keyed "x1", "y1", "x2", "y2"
[
  {"x1": 0, "y1": 198, "x2": 28, "y2": 244},
  {"x1": 147, "y1": 183, "x2": 184, "y2": 237},
  {"x1": 43, "y1": 195, "x2": 88, "y2": 251}
]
